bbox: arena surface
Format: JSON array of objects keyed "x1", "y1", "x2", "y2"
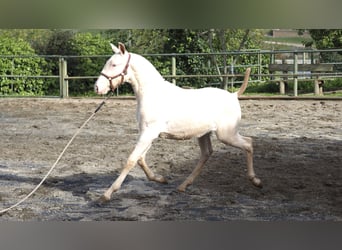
[{"x1": 0, "y1": 97, "x2": 341, "y2": 221}]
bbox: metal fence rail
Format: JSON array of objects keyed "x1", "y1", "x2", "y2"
[{"x1": 1, "y1": 49, "x2": 342, "y2": 97}]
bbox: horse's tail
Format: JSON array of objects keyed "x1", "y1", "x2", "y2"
[{"x1": 237, "y1": 68, "x2": 251, "y2": 97}]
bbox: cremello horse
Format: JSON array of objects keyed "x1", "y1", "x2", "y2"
[{"x1": 95, "y1": 43, "x2": 262, "y2": 201}]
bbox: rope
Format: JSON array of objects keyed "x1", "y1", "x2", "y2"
[{"x1": 0, "y1": 93, "x2": 112, "y2": 215}]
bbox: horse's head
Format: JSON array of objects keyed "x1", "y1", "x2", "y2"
[{"x1": 95, "y1": 42, "x2": 131, "y2": 95}]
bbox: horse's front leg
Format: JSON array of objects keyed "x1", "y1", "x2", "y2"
[
  {"x1": 101, "y1": 130, "x2": 158, "y2": 201},
  {"x1": 138, "y1": 152, "x2": 168, "y2": 184}
]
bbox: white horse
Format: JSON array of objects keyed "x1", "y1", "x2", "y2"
[{"x1": 95, "y1": 42, "x2": 262, "y2": 201}]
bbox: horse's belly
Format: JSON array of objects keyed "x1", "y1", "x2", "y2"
[
  {"x1": 159, "y1": 132, "x2": 193, "y2": 140},
  {"x1": 159, "y1": 121, "x2": 216, "y2": 140}
]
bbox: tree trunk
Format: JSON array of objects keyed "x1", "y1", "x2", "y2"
[
  {"x1": 208, "y1": 29, "x2": 223, "y2": 83},
  {"x1": 219, "y1": 29, "x2": 228, "y2": 90}
]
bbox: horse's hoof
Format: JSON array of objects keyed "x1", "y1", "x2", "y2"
[
  {"x1": 177, "y1": 185, "x2": 186, "y2": 192},
  {"x1": 251, "y1": 176, "x2": 263, "y2": 188},
  {"x1": 97, "y1": 194, "x2": 111, "y2": 204},
  {"x1": 157, "y1": 176, "x2": 168, "y2": 184}
]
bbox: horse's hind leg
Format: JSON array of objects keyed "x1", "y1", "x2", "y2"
[
  {"x1": 216, "y1": 130, "x2": 262, "y2": 188},
  {"x1": 138, "y1": 151, "x2": 168, "y2": 184},
  {"x1": 178, "y1": 133, "x2": 213, "y2": 192}
]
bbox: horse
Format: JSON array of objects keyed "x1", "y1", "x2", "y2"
[{"x1": 95, "y1": 42, "x2": 262, "y2": 201}]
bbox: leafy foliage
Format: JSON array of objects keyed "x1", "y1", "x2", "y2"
[
  {"x1": 66, "y1": 32, "x2": 112, "y2": 94},
  {"x1": 308, "y1": 29, "x2": 342, "y2": 71},
  {"x1": 3, "y1": 29, "x2": 340, "y2": 96},
  {"x1": 0, "y1": 36, "x2": 48, "y2": 95},
  {"x1": 308, "y1": 30, "x2": 342, "y2": 49},
  {"x1": 0, "y1": 29, "x2": 54, "y2": 54},
  {"x1": 41, "y1": 30, "x2": 112, "y2": 95},
  {"x1": 100, "y1": 29, "x2": 266, "y2": 89},
  {"x1": 163, "y1": 29, "x2": 211, "y2": 87}
]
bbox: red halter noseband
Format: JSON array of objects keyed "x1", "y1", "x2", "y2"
[{"x1": 100, "y1": 53, "x2": 131, "y2": 92}]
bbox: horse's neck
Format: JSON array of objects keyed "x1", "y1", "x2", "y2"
[
  {"x1": 129, "y1": 53, "x2": 182, "y2": 119},
  {"x1": 129, "y1": 53, "x2": 166, "y2": 97}
]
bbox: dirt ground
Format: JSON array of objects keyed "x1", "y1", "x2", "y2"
[{"x1": 0, "y1": 97, "x2": 341, "y2": 221}]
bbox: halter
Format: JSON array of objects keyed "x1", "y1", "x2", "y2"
[{"x1": 100, "y1": 53, "x2": 131, "y2": 92}]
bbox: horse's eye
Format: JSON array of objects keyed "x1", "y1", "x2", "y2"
[{"x1": 112, "y1": 64, "x2": 117, "y2": 67}]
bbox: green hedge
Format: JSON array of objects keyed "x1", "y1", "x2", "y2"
[{"x1": 0, "y1": 37, "x2": 48, "y2": 95}]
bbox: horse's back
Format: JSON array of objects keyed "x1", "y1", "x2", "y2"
[{"x1": 174, "y1": 86, "x2": 239, "y2": 110}]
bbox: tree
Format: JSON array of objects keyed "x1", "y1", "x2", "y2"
[
  {"x1": 308, "y1": 29, "x2": 342, "y2": 70},
  {"x1": 44, "y1": 29, "x2": 77, "y2": 56},
  {"x1": 107, "y1": 29, "x2": 172, "y2": 76},
  {"x1": 123, "y1": 29, "x2": 265, "y2": 89},
  {"x1": 205, "y1": 29, "x2": 265, "y2": 89},
  {"x1": 43, "y1": 30, "x2": 113, "y2": 95},
  {"x1": 308, "y1": 29, "x2": 342, "y2": 49},
  {"x1": 66, "y1": 32, "x2": 112, "y2": 95},
  {"x1": 0, "y1": 36, "x2": 48, "y2": 95},
  {"x1": 0, "y1": 29, "x2": 268, "y2": 95},
  {"x1": 0, "y1": 29, "x2": 53, "y2": 54},
  {"x1": 163, "y1": 29, "x2": 210, "y2": 87},
  {"x1": 37, "y1": 30, "x2": 76, "y2": 95}
]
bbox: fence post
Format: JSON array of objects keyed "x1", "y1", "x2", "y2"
[
  {"x1": 230, "y1": 56, "x2": 234, "y2": 91},
  {"x1": 293, "y1": 52, "x2": 298, "y2": 97},
  {"x1": 314, "y1": 77, "x2": 320, "y2": 95},
  {"x1": 172, "y1": 56, "x2": 176, "y2": 84},
  {"x1": 257, "y1": 51, "x2": 261, "y2": 82},
  {"x1": 59, "y1": 57, "x2": 68, "y2": 98},
  {"x1": 270, "y1": 51, "x2": 275, "y2": 83}
]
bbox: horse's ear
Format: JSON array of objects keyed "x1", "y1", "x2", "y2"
[
  {"x1": 110, "y1": 43, "x2": 120, "y2": 54},
  {"x1": 118, "y1": 42, "x2": 126, "y2": 55}
]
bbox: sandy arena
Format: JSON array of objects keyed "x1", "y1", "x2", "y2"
[{"x1": 0, "y1": 97, "x2": 341, "y2": 221}]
